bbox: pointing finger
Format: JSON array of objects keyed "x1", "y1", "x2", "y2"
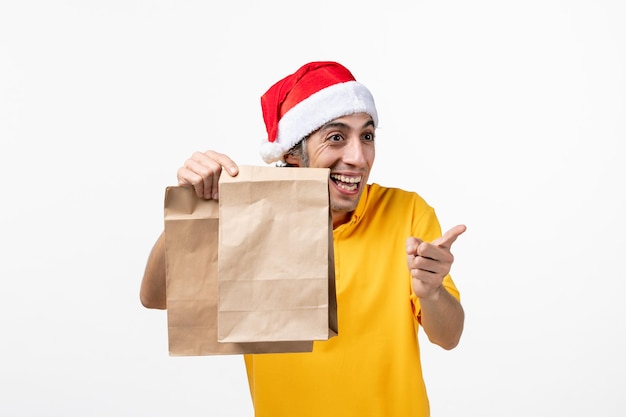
[{"x1": 433, "y1": 224, "x2": 467, "y2": 249}]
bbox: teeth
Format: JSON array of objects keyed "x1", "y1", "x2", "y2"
[
  {"x1": 336, "y1": 182, "x2": 357, "y2": 191},
  {"x1": 331, "y1": 174, "x2": 362, "y2": 184},
  {"x1": 330, "y1": 174, "x2": 361, "y2": 192}
]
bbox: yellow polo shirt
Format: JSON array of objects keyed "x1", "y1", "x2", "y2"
[{"x1": 244, "y1": 183, "x2": 460, "y2": 417}]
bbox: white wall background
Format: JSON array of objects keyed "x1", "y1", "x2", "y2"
[{"x1": 1, "y1": 1, "x2": 624, "y2": 416}]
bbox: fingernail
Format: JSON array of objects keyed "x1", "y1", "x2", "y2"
[{"x1": 212, "y1": 192, "x2": 219, "y2": 200}]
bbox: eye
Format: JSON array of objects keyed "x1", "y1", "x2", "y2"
[
  {"x1": 327, "y1": 134, "x2": 344, "y2": 143},
  {"x1": 362, "y1": 132, "x2": 375, "y2": 142}
]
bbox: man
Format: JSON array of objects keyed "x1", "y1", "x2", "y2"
[{"x1": 140, "y1": 61, "x2": 465, "y2": 417}]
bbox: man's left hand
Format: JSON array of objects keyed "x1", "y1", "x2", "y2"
[{"x1": 406, "y1": 224, "x2": 467, "y2": 300}]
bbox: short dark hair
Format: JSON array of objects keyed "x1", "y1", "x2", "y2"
[{"x1": 282, "y1": 138, "x2": 309, "y2": 167}]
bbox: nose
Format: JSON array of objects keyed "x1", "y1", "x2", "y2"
[{"x1": 342, "y1": 136, "x2": 368, "y2": 166}]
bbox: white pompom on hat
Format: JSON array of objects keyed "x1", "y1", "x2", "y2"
[{"x1": 260, "y1": 61, "x2": 378, "y2": 164}]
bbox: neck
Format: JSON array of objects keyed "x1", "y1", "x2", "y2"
[{"x1": 331, "y1": 210, "x2": 352, "y2": 229}]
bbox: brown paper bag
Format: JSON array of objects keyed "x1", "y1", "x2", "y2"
[
  {"x1": 163, "y1": 186, "x2": 313, "y2": 355},
  {"x1": 217, "y1": 165, "x2": 338, "y2": 343}
]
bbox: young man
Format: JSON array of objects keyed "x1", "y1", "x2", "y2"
[{"x1": 140, "y1": 61, "x2": 465, "y2": 417}]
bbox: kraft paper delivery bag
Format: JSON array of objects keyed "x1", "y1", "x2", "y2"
[
  {"x1": 217, "y1": 165, "x2": 338, "y2": 343},
  {"x1": 163, "y1": 185, "x2": 313, "y2": 355}
]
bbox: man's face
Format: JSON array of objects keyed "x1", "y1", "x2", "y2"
[{"x1": 295, "y1": 112, "x2": 376, "y2": 226}]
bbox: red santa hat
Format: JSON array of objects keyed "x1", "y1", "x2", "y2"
[{"x1": 260, "y1": 61, "x2": 379, "y2": 164}]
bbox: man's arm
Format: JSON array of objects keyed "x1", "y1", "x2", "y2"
[
  {"x1": 139, "y1": 150, "x2": 239, "y2": 310},
  {"x1": 140, "y1": 231, "x2": 167, "y2": 309},
  {"x1": 406, "y1": 224, "x2": 466, "y2": 350},
  {"x1": 418, "y1": 285, "x2": 464, "y2": 350}
]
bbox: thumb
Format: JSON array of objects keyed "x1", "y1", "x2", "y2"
[
  {"x1": 433, "y1": 224, "x2": 467, "y2": 249},
  {"x1": 406, "y1": 237, "x2": 423, "y2": 255}
]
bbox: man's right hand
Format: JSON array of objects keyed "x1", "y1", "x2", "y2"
[{"x1": 176, "y1": 150, "x2": 239, "y2": 199}]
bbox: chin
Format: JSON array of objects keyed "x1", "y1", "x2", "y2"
[
  {"x1": 329, "y1": 196, "x2": 360, "y2": 213},
  {"x1": 328, "y1": 181, "x2": 366, "y2": 212}
]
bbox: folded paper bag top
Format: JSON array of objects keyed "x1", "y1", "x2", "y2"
[{"x1": 217, "y1": 165, "x2": 338, "y2": 343}]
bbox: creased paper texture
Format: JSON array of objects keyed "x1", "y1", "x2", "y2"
[
  {"x1": 217, "y1": 165, "x2": 337, "y2": 343},
  {"x1": 164, "y1": 185, "x2": 313, "y2": 355}
]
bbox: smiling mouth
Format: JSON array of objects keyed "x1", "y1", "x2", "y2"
[{"x1": 330, "y1": 174, "x2": 362, "y2": 192}]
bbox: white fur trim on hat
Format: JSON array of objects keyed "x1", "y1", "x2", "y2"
[{"x1": 260, "y1": 141, "x2": 287, "y2": 164}]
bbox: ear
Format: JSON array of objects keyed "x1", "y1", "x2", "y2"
[{"x1": 284, "y1": 153, "x2": 303, "y2": 167}]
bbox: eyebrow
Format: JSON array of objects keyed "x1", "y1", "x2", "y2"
[{"x1": 318, "y1": 119, "x2": 375, "y2": 132}]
